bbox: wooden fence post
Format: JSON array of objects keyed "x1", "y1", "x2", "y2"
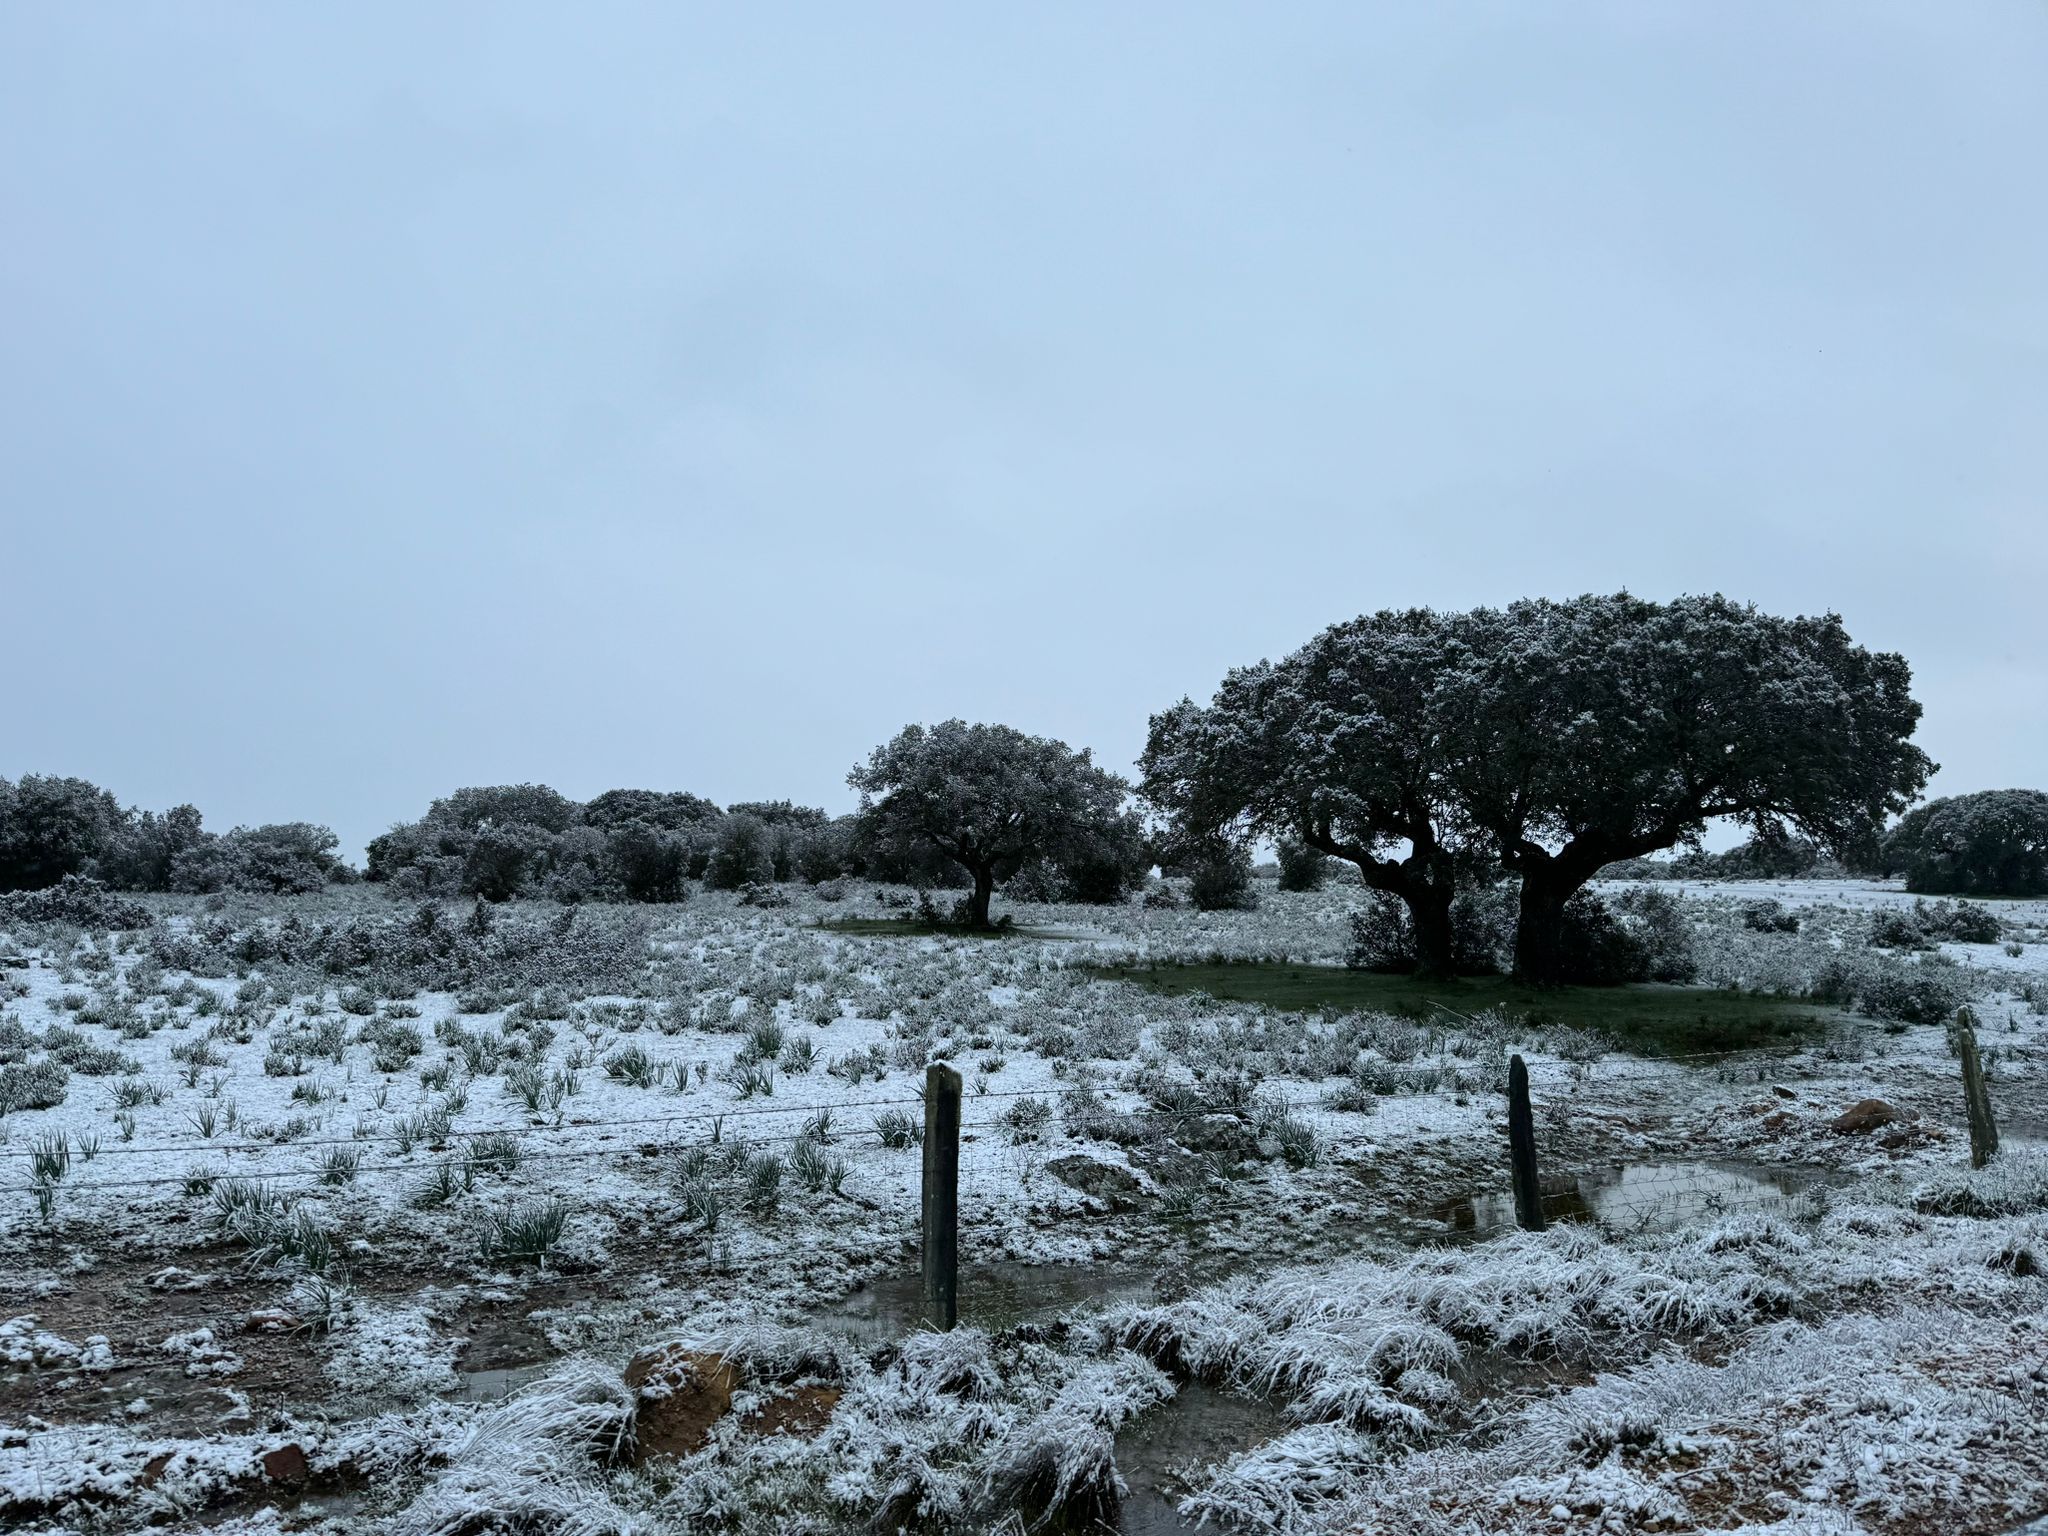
[
  {"x1": 922, "y1": 1062, "x2": 963, "y2": 1330},
  {"x1": 1954, "y1": 1007, "x2": 1999, "y2": 1170},
  {"x1": 1508, "y1": 1053, "x2": 1546, "y2": 1232}
]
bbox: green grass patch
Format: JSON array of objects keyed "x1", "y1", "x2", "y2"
[
  {"x1": 815, "y1": 916, "x2": 1070, "y2": 941},
  {"x1": 1090, "y1": 962, "x2": 1847, "y2": 1057}
]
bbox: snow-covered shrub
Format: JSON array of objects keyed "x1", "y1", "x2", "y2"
[
  {"x1": 0, "y1": 1058, "x2": 69, "y2": 1113},
  {"x1": 1332, "y1": 1308, "x2": 2048, "y2": 1536},
  {"x1": 1742, "y1": 897, "x2": 1800, "y2": 933},
  {"x1": 1911, "y1": 896, "x2": 2004, "y2": 944},
  {"x1": 980, "y1": 1354, "x2": 1172, "y2": 1526},
  {"x1": 1869, "y1": 907, "x2": 1933, "y2": 950},
  {"x1": 1603, "y1": 885, "x2": 1697, "y2": 982},
  {"x1": 1348, "y1": 892, "x2": 1422, "y2": 972},
  {"x1": 1180, "y1": 1423, "x2": 1380, "y2": 1531},
  {"x1": 0, "y1": 875, "x2": 151, "y2": 930},
  {"x1": 477, "y1": 1197, "x2": 572, "y2": 1264},
  {"x1": 1189, "y1": 844, "x2": 1257, "y2": 911},
  {"x1": 1275, "y1": 839, "x2": 1331, "y2": 892},
  {"x1": 147, "y1": 900, "x2": 652, "y2": 998},
  {"x1": 1822, "y1": 951, "x2": 1972, "y2": 1025}
]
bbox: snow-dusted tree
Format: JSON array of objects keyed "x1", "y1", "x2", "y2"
[
  {"x1": 1445, "y1": 594, "x2": 1932, "y2": 980},
  {"x1": 1140, "y1": 609, "x2": 1488, "y2": 977},
  {"x1": 581, "y1": 788, "x2": 723, "y2": 831},
  {"x1": 0, "y1": 774, "x2": 128, "y2": 892},
  {"x1": 1882, "y1": 788, "x2": 2048, "y2": 896},
  {"x1": 604, "y1": 818, "x2": 690, "y2": 902},
  {"x1": 849, "y1": 720, "x2": 1138, "y2": 929},
  {"x1": 1274, "y1": 837, "x2": 1331, "y2": 892}
]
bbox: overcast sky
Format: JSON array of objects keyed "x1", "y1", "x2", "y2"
[{"x1": 4, "y1": 3, "x2": 2043, "y2": 859}]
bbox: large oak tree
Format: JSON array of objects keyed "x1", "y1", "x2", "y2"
[
  {"x1": 1445, "y1": 595, "x2": 1932, "y2": 980},
  {"x1": 1145, "y1": 595, "x2": 1932, "y2": 983}
]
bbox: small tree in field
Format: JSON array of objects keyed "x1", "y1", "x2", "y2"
[
  {"x1": 1275, "y1": 837, "x2": 1331, "y2": 892},
  {"x1": 1189, "y1": 840, "x2": 1258, "y2": 910},
  {"x1": 605, "y1": 819, "x2": 689, "y2": 903},
  {"x1": 849, "y1": 721, "x2": 1138, "y2": 929}
]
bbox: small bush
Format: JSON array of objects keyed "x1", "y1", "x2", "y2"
[
  {"x1": 874, "y1": 1109, "x2": 923, "y2": 1148},
  {"x1": 478, "y1": 1198, "x2": 571, "y2": 1264},
  {"x1": 1275, "y1": 839, "x2": 1331, "y2": 892},
  {"x1": 1002, "y1": 1096, "x2": 1055, "y2": 1144},
  {"x1": 1741, "y1": 899, "x2": 1800, "y2": 934},
  {"x1": 603, "y1": 1043, "x2": 660, "y2": 1088},
  {"x1": 1911, "y1": 898, "x2": 2003, "y2": 946},
  {"x1": 0, "y1": 876, "x2": 151, "y2": 930},
  {"x1": 680, "y1": 1176, "x2": 722, "y2": 1230},
  {"x1": 1869, "y1": 910, "x2": 1932, "y2": 950},
  {"x1": 1849, "y1": 957, "x2": 1973, "y2": 1026},
  {"x1": 1189, "y1": 845, "x2": 1257, "y2": 912},
  {"x1": 465, "y1": 1131, "x2": 522, "y2": 1176},
  {"x1": 747, "y1": 1015, "x2": 787, "y2": 1061},
  {"x1": 0, "y1": 1060, "x2": 69, "y2": 1114},
  {"x1": 743, "y1": 1150, "x2": 784, "y2": 1215},
  {"x1": 30, "y1": 1133, "x2": 70, "y2": 1182},
  {"x1": 414, "y1": 1158, "x2": 470, "y2": 1208}
]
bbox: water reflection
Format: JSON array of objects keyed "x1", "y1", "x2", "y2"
[
  {"x1": 1445, "y1": 1159, "x2": 1825, "y2": 1236},
  {"x1": 814, "y1": 1261, "x2": 1158, "y2": 1348}
]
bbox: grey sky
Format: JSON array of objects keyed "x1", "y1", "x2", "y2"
[{"x1": 4, "y1": 3, "x2": 2043, "y2": 860}]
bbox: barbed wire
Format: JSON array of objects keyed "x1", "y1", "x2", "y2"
[
  {"x1": 0, "y1": 1066, "x2": 1989, "y2": 1197},
  {"x1": 1, "y1": 1101, "x2": 1853, "y2": 1208},
  {"x1": 0, "y1": 1032, "x2": 1872, "y2": 1167}
]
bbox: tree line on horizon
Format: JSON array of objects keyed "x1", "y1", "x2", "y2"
[{"x1": 6, "y1": 594, "x2": 2045, "y2": 978}]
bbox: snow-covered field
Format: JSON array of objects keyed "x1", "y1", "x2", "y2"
[{"x1": 0, "y1": 878, "x2": 2043, "y2": 1533}]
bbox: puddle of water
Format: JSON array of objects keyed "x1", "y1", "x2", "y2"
[
  {"x1": 1114, "y1": 1383, "x2": 1286, "y2": 1534},
  {"x1": 814, "y1": 1261, "x2": 1158, "y2": 1348},
  {"x1": 1435, "y1": 1159, "x2": 1827, "y2": 1238},
  {"x1": 453, "y1": 1361, "x2": 553, "y2": 1402}
]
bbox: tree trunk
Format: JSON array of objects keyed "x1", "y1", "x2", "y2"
[
  {"x1": 964, "y1": 867, "x2": 995, "y2": 929},
  {"x1": 1408, "y1": 885, "x2": 1458, "y2": 980},
  {"x1": 1512, "y1": 869, "x2": 1576, "y2": 984}
]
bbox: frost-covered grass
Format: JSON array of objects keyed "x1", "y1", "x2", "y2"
[
  {"x1": 1305, "y1": 1305, "x2": 2048, "y2": 1535},
  {"x1": 1153, "y1": 1152, "x2": 2048, "y2": 1531},
  {"x1": 0, "y1": 879, "x2": 2043, "y2": 1533}
]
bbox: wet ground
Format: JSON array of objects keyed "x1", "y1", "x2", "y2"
[
  {"x1": 815, "y1": 1260, "x2": 1159, "y2": 1346},
  {"x1": 1114, "y1": 1383, "x2": 1287, "y2": 1534},
  {"x1": 807, "y1": 1154, "x2": 1842, "y2": 1531},
  {"x1": 1433, "y1": 1157, "x2": 1836, "y2": 1238}
]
